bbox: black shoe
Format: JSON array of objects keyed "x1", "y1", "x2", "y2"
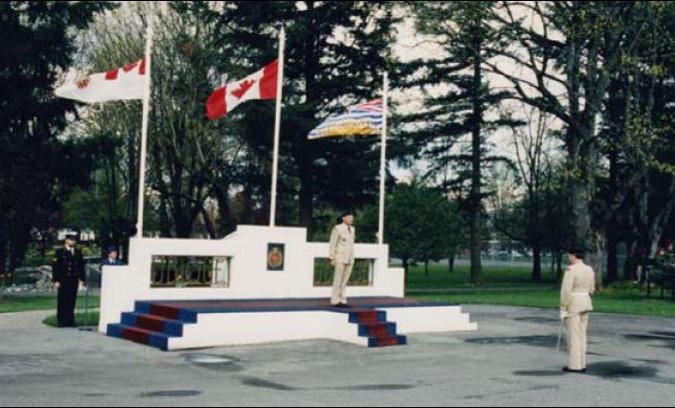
[
  {"x1": 333, "y1": 303, "x2": 350, "y2": 308},
  {"x1": 562, "y1": 367, "x2": 585, "y2": 373}
]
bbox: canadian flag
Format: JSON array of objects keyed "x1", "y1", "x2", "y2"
[
  {"x1": 206, "y1": 60, "x2": 278, "y2": 120},
  {"x1": 55, "y1": 59, "x2": 146, "y2": 103}
]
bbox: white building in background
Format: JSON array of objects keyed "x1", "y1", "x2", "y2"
[{"x1": 57, "y1": 229, "x2": 96, "y2": 242}]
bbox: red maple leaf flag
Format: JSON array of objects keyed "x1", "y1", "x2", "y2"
[
  {"x1": 206, "y1": 60, "x2": 278, "y2": 120},
  {"x1": 55, "y1": 59, "x2": 146, "y2": 103}
]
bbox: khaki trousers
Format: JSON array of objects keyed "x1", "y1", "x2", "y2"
[
  {"x1": 331, "y1": 262, "x2": 354, "y2": 305},
  {"x1": 565, "y1": 312, "x2": 590, "y2": 370}
]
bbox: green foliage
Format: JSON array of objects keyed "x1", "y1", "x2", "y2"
[
  {"x1": 188, "y1": 1, "x2": 401, "y2": 230},
  {"x1": 400, "y1": 1, "x2": 514, "y2": 192},
  {"x1": 415, "y1": 289, "x2": 675, "y2": 317},
  {"x1": 0, "y1": 1, "x2": 113, "y2": 274},
  {"x1": 384, "y1": 180, "x2": 465, "y2": 270},
  {"x1": 42, "y1": 311, "x2": 100, "y2": 327},
  {"x1": 0, "y1": 295, "x2": 100, "y2": 314}
]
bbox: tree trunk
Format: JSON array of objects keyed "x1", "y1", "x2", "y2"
[
  {"x1": 624, "y1": 239, "x2": 639, "y2": 281},
  {"x1": 159, "y1": 195, "x2": 171, "y2": 237},
  {"x1": 243, "y1": 150, "x2": 255, "y2": 225},
  {"x1": 0, "y1": 228, "x2": 7, "y2": 277},
  {"x1": 469, "y1": 16, "x2": 483, "y2": 286},
  {"x1": 448, "y1": 254, "x2": 455, "y2": 274},
  {"x1": 299, "y1": 150, "x2": 314, "y2": 231},
  {"x1": 201, "y1": 208, "x2": 218, "y2": 239},
  {"x1": 551, "y1": 251, "x2": 555, "y2": 274},
  {"x1": 215, "y1": 185, "x2": 236, "y2": 237},
  {"x1": 605, "y1": 76, "x2": 624, "y2": 284},
  {"x1": 556, "y1": 250, "x2": 564, "y2": 282},
  {"x1": 589, "y1": 232, "x2": 606, "y2": 288},
  {"x1": 531, "y1": 243, "x2": 542, "y2": 282},
  {"x1": 606, "y1": 227, "x2": 619, "y2": 283},
  {"x1": 569, "y1": 175, "x2": 593, "y2": 251},
  {"x1": 127, "y1": 130, "x2": 138, "y2": 223}
]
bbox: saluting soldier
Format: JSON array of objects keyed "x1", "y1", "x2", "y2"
[
  {"x1": 52, "y1": 234, "x2": 86, "y2": 327},
  {"x1": 329, "y1": 211, "x2": 356, "y2": 308},
  {"x1": 101, "y1": 245, "x2": 123, "y2": 267},
  {"x1": 560, "y1": 248, "x2": 596, "y2": 373}
]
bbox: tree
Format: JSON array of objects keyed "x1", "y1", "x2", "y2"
[
  {"x1": 382, "y1": 180, "x2": 464, "y2": 278},
  {"x1": 403, "y1": 1, "x2": 514, "y2": 284},
  {"x1": 199, "y1": 1, "x2": 399, "y2": 235},
  {"x1": 79, "y1": 2, "x2": 248, "y2": 238},
  {"x1": 59, "y1": 130, "x2": 134, "y2": 255},
  {"x1": 489, "y1": 152, "x2": 573, "y2": 282},
  {"x1": 600, "y1": 2, "x2": 675, "y2": 281},
  {"x1": 503, "y1": 106, "x2": 560, "y2": 281},
  {"x1": 0, "y1": 1, "x2": 110, "y2": 275},
  {"x1": 491, "y1": 1, "x2": 671, "y2": 285}
]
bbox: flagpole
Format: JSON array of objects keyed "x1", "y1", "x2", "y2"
[
  {"x1": 136, "y1": 21, "x2": 153, "y2": 237},
  {"x1": 377, "y1": 73, "x2": 389, "y2": 245},
  {"x1": 270, "y1": 28, "x2": 285, "y2": 227}
]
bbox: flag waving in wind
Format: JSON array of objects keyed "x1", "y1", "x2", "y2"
[
  {"x1": 55, "y1": 59, "x2": 146, "y2": 103},
  {"x1": 206, "y1": 60, "x2": 278, "y2": 120},
  {"x1": 306, "y1": 75, "x2": 389, "y2": 246},
  {"x1": 308, "y1": 99, "x2": 383, "y2": 140}
]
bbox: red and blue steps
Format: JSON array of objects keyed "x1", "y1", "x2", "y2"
[
  {"x1": 344, "y1": 308, "x2": 407, "y2": 347},
  {"x1": 107, "y1": 302, "x2": 197, "y2": 351},
  {"x1": 106, "y1": 297, "x2": 449, "y2": 350}
]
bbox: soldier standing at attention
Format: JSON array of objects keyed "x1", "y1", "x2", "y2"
[
  {"x1": 329, "y1": 211, "x2": 356, "y2": 308},
  {"x1": 560, "y1": 248, "x2": 596, "y2": 373},
  {"x1": 52, "y1": 234, "x2": 86, "y2": 327}
]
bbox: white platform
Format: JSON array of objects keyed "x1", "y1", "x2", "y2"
[
  {"x1": 167, "y1": 306, "x2": 475, "y2": 350},
  {"x1": 100, "y1": 225, "x2": 477, "y2": 349}
]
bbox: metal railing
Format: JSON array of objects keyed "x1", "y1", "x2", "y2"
[
  {"x1": 313, "y1": 258, "x2": 374, "y2": 287},
  {"x1": 150, "y1": 255, "x2": 230, "y2": 288}
]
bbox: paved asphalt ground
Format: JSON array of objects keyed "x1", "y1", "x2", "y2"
[{"x1": 1, "y1": 305, "x2": 673, "y2": 407}]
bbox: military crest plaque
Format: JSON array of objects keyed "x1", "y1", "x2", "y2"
[{"x1": 267, "y1": 243, "x2": 285, "y2": 271}]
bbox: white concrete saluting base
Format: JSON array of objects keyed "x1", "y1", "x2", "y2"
[{"x1": 100, "y1": 225, "x2": 476, "y2": 350}]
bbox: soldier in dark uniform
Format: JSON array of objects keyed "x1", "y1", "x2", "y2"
[
  {"x1": 101, "y1": 245, "x2": 123, "y2": 267},
  {"x1": 52, "y1": 235, "x2": 86, "y2": 327}
]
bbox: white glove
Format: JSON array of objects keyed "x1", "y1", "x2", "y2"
[{"x1": 559, "y1": 308, "x2": 567, "y2": 320}]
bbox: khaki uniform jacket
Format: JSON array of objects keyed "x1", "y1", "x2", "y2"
[
  {"x1": 329, "y1": 224, "x2": 355, "y2": 265},
  {"x1": 560, "y1": 262, "x2": 596, "y2": 314}
]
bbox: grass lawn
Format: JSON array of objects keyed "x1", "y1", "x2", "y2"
[
  {"x1": 412, "y1": 289, "x2": 675, "y2": 318},
  {"x1": 407, "y1": 264, "x2": 675, "y2": 317},
  {"x1": 2, "y1": 264, "x2": 673, "y2": 318},
  {"x1": 0, "y1": 294, "x2": 100, "y2": 314},
  {"x1": 405, "y1": 263, "x2": 557, "y2": 289},
  {"x1": 42, "y1": 311, "x2": 100, "y2": 328}
]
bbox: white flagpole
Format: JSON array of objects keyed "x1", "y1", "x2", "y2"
[
  {"x1": 136, "y1": 21, "x2": 153, "y2": 237},
  {"x1": 377, "y1": 73, "x2": 389, "y2": 245},
  {"x1": 270, "y1": 28, "x2": 285, "y2": 227}
]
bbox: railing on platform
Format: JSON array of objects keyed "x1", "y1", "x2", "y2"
[
  {"x1": 150, "y1": 255, "x2": 231, "y2": 288},
  {"x1": 313, "y1": 258, "x2": 374, "y2": 287}
]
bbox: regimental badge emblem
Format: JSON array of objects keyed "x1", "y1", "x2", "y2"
[{"x1": 267, "y1": 243, "x2": 285, "y2": 271}]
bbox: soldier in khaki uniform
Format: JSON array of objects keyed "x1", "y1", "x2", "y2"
[
  {"x1": 560, "y1": 249, "x2": 596, "y2": 373},
  {"x1": 329, "y1": 211, "x2": 356, "y2": 308}
]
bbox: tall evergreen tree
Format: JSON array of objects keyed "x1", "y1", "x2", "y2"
[
  {"x1": 403, "y1": 1, "x2": 513, "y2": 284},
  {"x1": 199, "y1": 1, "x2": 399, "y2": 235},
  {"x1": 0, "y1": 1, "x2": 110, "y2": 275}
]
